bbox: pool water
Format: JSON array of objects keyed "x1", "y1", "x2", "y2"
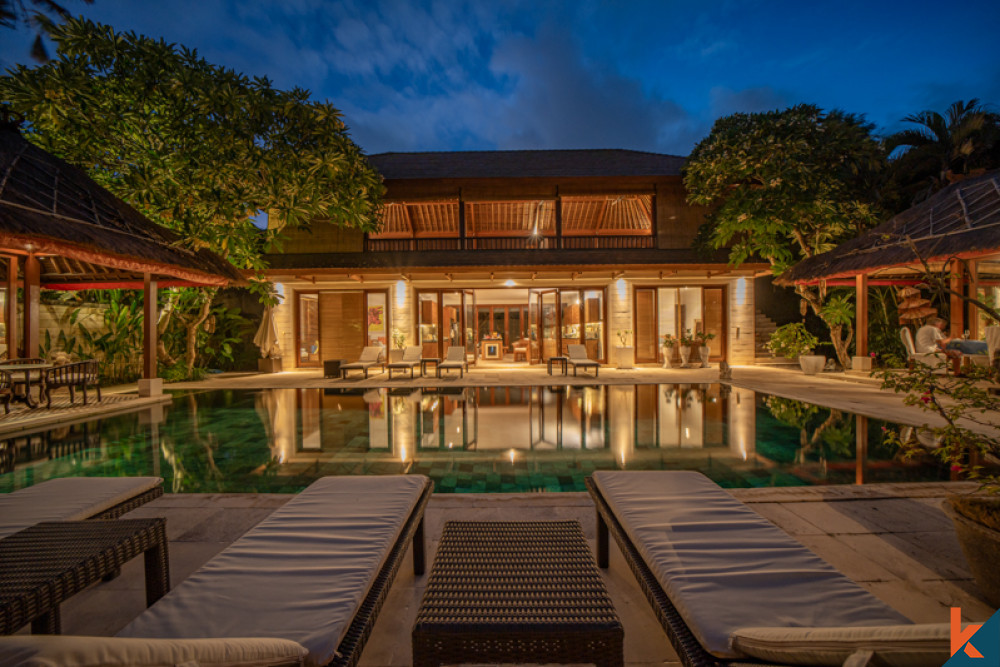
[{"x1": 0, "y1": 385, "x2": 954, "y2": 494}]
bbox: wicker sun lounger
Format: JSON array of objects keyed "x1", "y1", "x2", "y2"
[
  {"x1": 340, "y1": 346, "x2": 386, "y2": 379},
  {"x1": 566, "y1": 344, "x2": 599, "y2": 377},
  {"x1": 436, "y1": 346, "x2": 468, "y2": 378},
  {"x1": 0, "y1": 476, "x2": 164, "y2": 541},
  {"x1": 586, "y1": 471, "x2": 951, "y2": 666},
  {"x1": 387, "y1": 346, "x2": 422, "y2": 379},
  {"x1": 112, "y1": 475, "x2": 433, "y2": 667}
]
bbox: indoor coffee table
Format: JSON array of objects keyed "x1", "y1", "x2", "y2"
[
  {"x1": 0, "y1": 518, "x2": 170, "y2": 634},
  {"x1": 412, "y1": 520, "x2": 623, "y2": 667}
]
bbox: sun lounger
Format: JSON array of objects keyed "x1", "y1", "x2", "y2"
[
  {"x1": 586, "y1": 471, "x2": 950, "y2": 666},
  {"x1": 0, "y1": 476, "x2": 164, "y2": 541},
  {"x1": 387, "y1": 346, "x2": 422, "y2": 379},
  {"x1": 566, "y1": 344, "x2": 599, "y2": 377},
  {"x1": 340, "y1": 346, "x2": 386, "y2": 379},
  {"x1": 111, "y1": 474, "x2": 433, "y2": 667},
  {"x1": 436, "y1": 346, "x2": 468, "y2": 378}
]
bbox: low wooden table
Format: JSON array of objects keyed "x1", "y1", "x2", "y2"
[
  {"x1": 412, "y1": 520, "x2": 623, "y2": 667},
  {"x1": 547, "y1": 356, "x2": 568, "y2": 375},
  {"x1": 0, "y1": 363, "x2": 52, "y2": 409},
  {"x1": 419, "y1": 358, "x2": 441, "y2": 377},
  {"x1": 0, "y1": 518, "x2": 170, "y2": 634}
]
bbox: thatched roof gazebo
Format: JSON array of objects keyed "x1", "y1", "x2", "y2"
[
  {"x1": 0, "y1": 121, "x2": 243, "y2": 388},
  {"x1": 779, "y1": 170, "x2": 1000, "y2": 365}
]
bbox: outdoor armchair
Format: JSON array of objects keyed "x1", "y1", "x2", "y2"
[
  {"x1": 566, "y1": 344, "x2": 600, "y2": 377},
  {"x1": 340, "y1": 346, "x2": 386, "y2": 379},
  {"x1": 42, "y1": 359, "x2": 101, "y2": 408},
  {"x1": 436, "y1": 346, "x2": 468, "y2": 378},
  {"x1": 900, "y1": 327, "x2": 950, "y2": 373},
  {"x1": 0, "y1": 370, "x2": 11, "y2": 414},
  {"x1": 387, "y1": 345, "x2": 422, "y2": 379}
]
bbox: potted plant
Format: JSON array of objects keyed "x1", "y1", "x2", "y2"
[
  {"x1": 694, "y1": 331, "x2": 716, "y2": 367},
  {"x1": 390, "y1": 329, "x2": 407, "y2": 363},
  {"x1": 941, "y1": 496, "x2": 1000, "y2": 606},
  {"x1": 678, "y1": 330, "x2": 695, "y2": 366},
  {"x1": 616, "y1": 329, "x2": 634, "y2": 369},
  {"x1": 661, "y1": 334, "x2": 676, "y2": 368},
  {"x1": 768, "y1": 323, "x2": 824, "y2": 375}
]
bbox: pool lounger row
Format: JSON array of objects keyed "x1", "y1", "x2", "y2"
[{"x1": 0, "y1": 474, "x2": 433, "y2": 667}]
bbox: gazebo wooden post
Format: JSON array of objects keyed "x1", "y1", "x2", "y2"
[
  {"x1": 139, "y1": 272, "x2": 162, "y2": 396},
  {"x1": 949, "y1": 258, "x2": 965, "y2": 338},
  {"x1": 4, "y1": 257, "x2": 17, "y2": 358},
  {"x1": 23, "y1": 253, "x2": 40, "y2": 359},
  {"x1": 855, "y1": 414, "x2": 868, "y2": 485},
  {"x1": 853, "y1": 273, "x2": 869, "y2": 371},
  {"x1": 968, "y1": 259, "x2": 980, "y2": 339}
]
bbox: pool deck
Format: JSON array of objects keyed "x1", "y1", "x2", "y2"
[{"x1": 50, "y1": 483, "x2": 996, "y2": 666}]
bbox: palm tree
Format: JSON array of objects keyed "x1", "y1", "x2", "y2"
[
  {"x1": 884, "y1": 99, "x2": 999, "y2": 204},
  {"x1": 0, "y1": 0, "x2": 93, "y2": 62}
]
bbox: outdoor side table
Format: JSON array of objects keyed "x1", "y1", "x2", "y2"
[
  {"x1": 420, "y1": 358, "x2": 441, "y2": 377},
  {"x1": 0, "y1": 518, "x2": 170, "y2": 635},
  {"x1": 547, "y1": 356, "x2": 569, "y2": 375},
  {"x1": 412, "y1": 520, "x2": 623, "y2": 667},
  {"x1": 0, "y1": 363, "x2": 53, "y2": 409},
  {"x1": 323, "y1": 359, "x2": 344, "y2": 378}
]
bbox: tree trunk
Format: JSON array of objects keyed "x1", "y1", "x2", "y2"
[
  {"x1": 795, "y1": 284, "x2": 855, "y2": 369},
  {"x1": 184, "y1": 292, "x2": 215, "y2": 375}
]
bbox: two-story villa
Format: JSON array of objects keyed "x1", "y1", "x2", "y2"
[{"x1": 262, "y1": 149, "x2": 764, "y2": 369}]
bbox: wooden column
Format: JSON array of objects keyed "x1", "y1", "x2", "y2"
[
  {"x1": 4, "y1": 257, "x2": 17, "y2": 358},
  {"x1": 143, "y1": 273, "x2": 158, "y2": 379},
  {"x1": 949, "y1": 258, "x2": 965, "y2": 338},
  {"x1": 23, "y1": 254, "x2": 40, "y2": 359},
  {"x1": 555, "y1": 188, "x2": 563, "y2": 250},
  {"x1": 968, "y1": 259, "x2": 980, "y2": 339},
  {"x1": 855, "y1": 273, "x2": 868, "y2": 357},
  {"x1": 855, "y1": 414, "x2": 868, "y2": 485},
  {"x1": 457, "y1": 189, "x2": 466, "y2": 250}
]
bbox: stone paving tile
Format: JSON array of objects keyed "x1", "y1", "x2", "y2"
[
  {"x1": 833, "y1": 499, "x2": 955, "y2": 534},
  {"x1": 879, "y1": 532, "x2": 971, "y2": 580},
  {"x1": 919, "y1": 580, "x2": 998, "y2": 620},
  {"x1": 777, "y1": 502, "x2": 875, "y2": 535},
  {"x1": 860, "y1": 581, "x2": 953, "y2": 624},
  {"x1": 834, "y1": 534, "x2": 947, "y2": 583},
  {"x1": 794, "y1": 534, "x2": 899, "y2": 582},
  {"x1": 748, "y1": 502, "x2": 827, "y2": 535},
  {"x1": 175, "y1": 507, "x2": 277, "y2": 543}
]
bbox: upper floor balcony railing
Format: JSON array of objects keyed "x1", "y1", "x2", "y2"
[{"x1": 364, "y1": 235, "x2": 655, "y2": 253}]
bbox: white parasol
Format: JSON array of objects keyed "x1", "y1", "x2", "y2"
[{"x1": 253, "y1": 306, "x2": 280, "y2": 359}]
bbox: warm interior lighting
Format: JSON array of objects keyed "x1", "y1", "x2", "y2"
[
  {"x1": 504, "y1": 279, "x2": 516, "y2": 287},
  {"x1": 395, "y1": 280, "x2": 406, "y2": 307},
  {"x1": 736, "y1": 278, "x2": 747, "y2": 306}
]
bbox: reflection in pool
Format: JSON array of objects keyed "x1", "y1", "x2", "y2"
[{"x1": 0, "y1": 385, "x2": 957, "y2": 494}]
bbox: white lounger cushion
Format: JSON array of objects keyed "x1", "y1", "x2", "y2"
[
  {"x1": 592, "y1": 471, "x2": 910, "y2": 660},
  {"x1": 118, "y1": 475, "x2": 428, "y2": 667},
  {"x1": 0, "y1": 635, "x2": 307, "y2": 667},
  {"x1": 730, "y1": 624, "x2": 949, "y2": 666},
  {"x1": 0, "y1": 477, "x2": 163, "y2": 540}
]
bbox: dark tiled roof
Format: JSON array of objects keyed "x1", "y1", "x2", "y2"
[
  {"x1": 367, "y1": 149, "x2": 686, "y2": 180},
  {"x1": 263, "y1": 247, "x2": 733, "y2": 271}
]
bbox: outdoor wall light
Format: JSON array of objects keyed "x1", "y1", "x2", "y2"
[
  {"x1": 395, "y1": 280, "x2": 406, "y2": 307},
  {"x1": 504, "y1": 279, "x2": 516, "y2": 287},
  {"x1": 736, "y1": 277, "x2": 747, "y2": 306}
]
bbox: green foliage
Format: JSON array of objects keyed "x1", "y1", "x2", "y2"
[
  {"x1": 0, "y1": 17, "x2": 383, "y2": 274},
  {"x1": 661, "y1": 333, "x2": 677, "y2": 348},
  {"x1": 679, "y1": 329, "x2": 696, "y2": 347},
  {"x1": 684, "y1": 104, "x2": 886, "y2": 276},
  {"x1": 75, "y1": 290, "x2": 143, "y2": 384},
  {"x1": 819, "y1": 293, "x2": 855, "y2": 327},
  {"x1": 768, "y1": 323, "x2": 819, "y2": 359},
  {"x1": 199, "y1": 305, "x2": 254, "y2": 371},
  {"x1": 160, "y1": 361, "x2": 207, "y2": 383},
  {"x1": 884, "y1": 99, "x2": 1000, "y2": 208},
  {"x1": 875, "y1": 362, "x2": 1000, "y2": 491},
  {"x1": 694, "y1": 331, "x2": 716, "y2": 345},
  {"x1": 392, "y1": 329, "x2": 407, "y2": 350},
  {"x1": 868, "y1": 288, "x2": 906, "y2": 365}
]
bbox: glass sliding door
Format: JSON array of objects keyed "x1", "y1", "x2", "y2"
[
  {"x1": 365, "y1": 292, "x2": 388, "y2": 348},
  {"x1": 703, "y1": 287, "x2": 726, "y2": 361},
  {"x1": 583, "y1": 290, "x2": 604, "y2": 363},
  {"x1": 528, "y1": 290, "x2": 540, "y2": 363},
  {"x1": 634, "y1": 287, "x2": 658, "y2": 363},
  {"x1": 653, "y1": 286, "x2": 727, "y2": 363},
  {"x1": 538, "y1": 290, "x2": 559, "y2": 361},
  {"x1": 464, "y1": 290, "x2": 477, "y2": 362},
  {"x1": 559, "y1": 291, "x2": 581, "y2": 356},
  {"x1": 297, "y1": 293, "x2": 320, "y2": 367},
  {"x1": 658, "y1": 288, "x2": 678, "y2": 363},
  {"x1": 442, "y1": 291, "x2": 463, "y2": 359},
  {"x1": 417, "y1": 292, "x2": 439, "y2": 358}
]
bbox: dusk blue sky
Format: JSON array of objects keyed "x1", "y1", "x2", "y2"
[{"x1": 2, "y1": 0, "x2": 998, "y2": 156}]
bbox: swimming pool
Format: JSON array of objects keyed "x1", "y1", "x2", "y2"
[{"x1": 0, "y1": 384, "x2": 953, "y2": 494}]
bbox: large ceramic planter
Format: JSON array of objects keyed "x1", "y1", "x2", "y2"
[
  {"x1": 699, "y1": 345, "x2": 711, "y2": 368},
  {"x1": 942, "y1": 497, "x2": 1000, "y2": 607},
  {"x1": 616, "y1": 346, "x2": 634, "y2": 369},
  {"x1": 679, "y1": 347, "x2": 691, "y2": 367},
  {"x1": 798, "y1": 355, "x2": 826, "y2": 375},
  {"x1": 662, "y1": 348, "x2": 673, "y2": 368}
]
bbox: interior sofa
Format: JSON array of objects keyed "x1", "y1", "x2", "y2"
[{"x1": 586, "y1": 471, "x2": 952, "y2": 666}]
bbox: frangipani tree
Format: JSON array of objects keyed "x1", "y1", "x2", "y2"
[
  {"x1": 1, "y1": 18, "x2": 383, "y2": 374},
  {"x1": 684, "y1": 104, "x2": 886, "y2": 368}
]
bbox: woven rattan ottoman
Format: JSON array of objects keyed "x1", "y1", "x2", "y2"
[{"x1": 412, "y1": 520, "x2": 623, "y2": 667}]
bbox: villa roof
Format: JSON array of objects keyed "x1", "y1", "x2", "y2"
[
  {"x1": 368, "y1": 149, "x2": 686, "y2": 181},
  {"x1": 0, "y1": 124, "x2": 244, "y2": 289},
  {"x1": 779, "y1": 170, "x2": 1000, "y2": 285}
]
